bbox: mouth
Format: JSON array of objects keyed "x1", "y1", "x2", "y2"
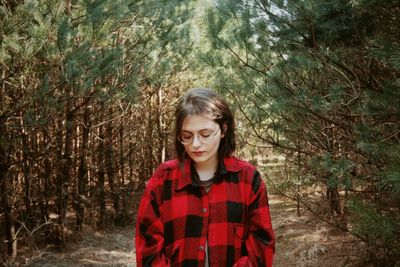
[{"x1": 192, "y1": 151, "x2": 205, "y2": 156}]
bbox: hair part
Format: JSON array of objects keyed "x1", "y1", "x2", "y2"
[{"x1": 174, "y1": 88, "x2": 236, "y2": 162}]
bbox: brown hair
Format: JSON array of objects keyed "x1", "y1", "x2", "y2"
[{"x1": 174, "y1": 88, "x2": 236, "y2": 162}]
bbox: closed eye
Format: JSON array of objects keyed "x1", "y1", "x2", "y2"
[
  {"x1": 182, "y1": 134, "x2": 193, "y2": 139},
  {"x1": 199, "y1": 130, "x2": 213, "y2": 136}
]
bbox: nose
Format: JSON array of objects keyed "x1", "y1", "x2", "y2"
[{"x1": 192, "y1": 134, "x2": 202, "y2": 147}]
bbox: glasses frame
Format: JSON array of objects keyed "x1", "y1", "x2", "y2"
[{"x1": 179, "y1": 128, "x2": 220, "y2": 145}]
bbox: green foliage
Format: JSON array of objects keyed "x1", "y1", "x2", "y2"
[
  {"x1": 1, "y1": 0, "x2": 399, "y2": 261},
  {"x1": 310, "y1": 154, "x2": 354, "y2": 190},
  {"x1": 1, "y1": 0, "x2": 200, "y2": 258},
  {"x1": 57, "y1": 17, "x2": 73, "y2": 50},
  {"x1": 202, "y1": 0, "x2": 400, "y2": 262},
  {"x1": 348, "y1": 199, "x2": 398, "y2": 247},
  {"x1": 380, "y1": 168, "x2": 400, "y2": 194},
  {"x1": 369, "y1": 39, "x2": 400, "y2": 71}
]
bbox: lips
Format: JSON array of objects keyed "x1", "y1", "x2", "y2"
[{"x1": 192, "y1": 151, "x2": 205, "y2": 156}]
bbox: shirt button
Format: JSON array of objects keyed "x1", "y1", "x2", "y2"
[
  {"x1": 202, "y1": 208, "x2": 207, "y2": 214},
  {"x1": 199, "y1": 245, "x2": 204, "y2": 251}
]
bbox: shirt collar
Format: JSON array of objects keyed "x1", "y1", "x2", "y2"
[
  {"x1": 176, "y1": 158, "x2": 192, "y2": 191},
  {"x1": 175, "y1": 156, "x2": 240, "y2": 191},
  {"x1": 222, "y1": 156, "x2": 242, "y2": 172}
]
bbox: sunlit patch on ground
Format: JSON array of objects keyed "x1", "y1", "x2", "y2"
[
  {"x1": 24, "y1": 228, "x2": 136, "y2": 267},
  {"x1": 270, "y1": 194, "x2": 361, "y2": 267},
  {"x1": 16, "y1": 194, "x2": 362, "y2": 267}
]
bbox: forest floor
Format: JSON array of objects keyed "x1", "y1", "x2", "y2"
[{"x1": 11, "y1": 194, "x2": 363, "y2": 267}]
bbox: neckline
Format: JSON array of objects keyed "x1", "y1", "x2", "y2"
[{"x1": 190, "y1": 162, "x2": 216, "y2": 188}]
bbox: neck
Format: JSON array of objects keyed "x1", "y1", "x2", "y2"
[
  {"x1": 194, "y1": 156, "x2": 218, "y2": 180},
  {"x1": 195, "y1": 156, "x2": 218, "y2": 172}
]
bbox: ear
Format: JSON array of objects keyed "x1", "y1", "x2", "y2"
[{"x1": 221, "y1": 123, "x2": 227, "y2": 138}]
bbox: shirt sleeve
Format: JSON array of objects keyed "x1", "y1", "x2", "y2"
[
  {"x1": 135, "y1": 175, "x2": 169, "y2": 267},
  {"x1": 239, "y1": 170, "x2": 275, "y2": 267}
]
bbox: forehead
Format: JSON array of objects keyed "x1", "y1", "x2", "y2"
[{"x1": 181, "y1": 115, "x2": 218, "y2": 131}]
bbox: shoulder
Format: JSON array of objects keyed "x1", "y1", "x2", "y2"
[
  {"x1": 151, "y1": 159, "x2": 181, "y2": 177},
  {"x1": 224, "y1": 157, "x2": 263, "y2": 188},
  {"x1": 224, "y1": 156, "x2": 257, "y2": 172},
  {"x1": 146, "y1": 159, "x2": 180, "y2": 188},
  {"x1": 160, "y1": 159, "x2": 180, "y2": 170}
]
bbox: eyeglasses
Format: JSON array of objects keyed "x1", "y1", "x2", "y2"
[{"x1": 179, "y1": 128, "x2": 220, "y2": 145}]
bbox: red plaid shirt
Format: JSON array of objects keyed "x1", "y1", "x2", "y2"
[{"x1": 136, "y1": 157, "x2": 275, "y2": 267}]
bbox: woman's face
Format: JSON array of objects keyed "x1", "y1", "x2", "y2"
[{"x1": 181, "y1": 114, "x2": 224, "y2": 167}]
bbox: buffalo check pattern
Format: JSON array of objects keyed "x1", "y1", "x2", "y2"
[{"x1": 136, "y1": 157, "x2": 275, "y2": 267}]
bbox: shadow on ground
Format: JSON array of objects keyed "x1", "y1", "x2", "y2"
[{"x1": 15, "y1": 194, "x2": 361, "y2": 267}]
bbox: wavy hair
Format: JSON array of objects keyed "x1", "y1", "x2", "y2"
[{"x1": 174, "y1": 88, "x2": 236, "y2": 162}]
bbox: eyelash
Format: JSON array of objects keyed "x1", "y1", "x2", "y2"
[
  {"x1": 182, "y1": 133, "x2": 211, "y2": 138},
  {"x1": 183, "y1": 132, "x2": 211, "y2": 138}
]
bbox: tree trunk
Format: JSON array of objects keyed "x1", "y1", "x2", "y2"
[
  {"x1": 20, "y1": 113, "x2": 33, "y2": 223},
  {"x1": 98, "y1": 102, "x2": 106, "y2": 227},
  {"x1": 106, "y1": 106, "x2": 119, "y2": 219},
  {"x1": 41, "y1": 156, "x2": 51, "y2": 221},
  {"x1": 76, "y1": 106, "x2": 90, "y2": 228},
  {"x1": 0, "y1": 117, "x2": 17, "y2": 258},
  {"x1": 63, "y1": 94, "x2": 74, "y2": 218},
  {"x1": 145, "y1": 91, "x2": 154, "y2": 178},
  {"x1": 157, "y1": 87, "x2": 166, "y2": 163},
  {"x1": 55, "y1": 90, "x2": 74, "y2": 243},
  {"x1": 327, "y1": 186, "x2": 342, "y2": 215},
  {"x1": 55, "y1": 116, "x2": 64, "y2": 228},
  {"x1": 296, "y1": 149, "x2": 301, "y2": 217},
  {"x1": 119, "y1": 121, "x2": 128, "y2": 218}
]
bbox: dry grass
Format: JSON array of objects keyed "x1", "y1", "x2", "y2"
[
  {"x1": 18, "y1": 227, "x2": 136, "y2": 267},
  {"x1": 9, "y1": 194, "x2": 365, "y2": 267},
  {"x1": 270, "y1": 194, "x2": 363, "y2": 267}
]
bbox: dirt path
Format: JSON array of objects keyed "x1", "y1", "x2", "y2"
[
  {"x1": 19, "y1": 194, "x2": 359, "y2": 267},
  {"x1": 23, "y1": 227, "x2": 136, "y2": 267},
  {"x1": 269, "y1": 195, "x2": 359, "y2": 267}
]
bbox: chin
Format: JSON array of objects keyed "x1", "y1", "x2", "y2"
[
  {"x1": 190, "y1": 156, "x2": 205, "y2": 163},
  {"x1": 189, "y1": 154, "x2": 207, "y2": 162}
]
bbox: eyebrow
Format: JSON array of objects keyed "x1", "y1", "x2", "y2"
[{"x1": 182, "y1": 128, "x2": 213, "y2": 134}]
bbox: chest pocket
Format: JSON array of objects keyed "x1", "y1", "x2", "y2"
[{"x1": 227, "y1": 200, "x2": 244, "y2": 224}]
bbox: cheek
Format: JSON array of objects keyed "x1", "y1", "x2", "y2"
[
  {"x1": 183, "y1": 144, "x2": 190, "y2": 153},
  {"x1": 211, "y1": 137, "x2": 223, "y2": 149}
]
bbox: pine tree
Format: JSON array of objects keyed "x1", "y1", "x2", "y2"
[
  {"x1": 0, "y1": 0, "x2": 197, "y2": 259},
  {"x1": 204, "y1": 0, "x2": 400, "y2": 264}
]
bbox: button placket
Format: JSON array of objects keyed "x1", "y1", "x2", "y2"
[{"x1": 200, "y1": 193, "x2": 209, "y2": 261}]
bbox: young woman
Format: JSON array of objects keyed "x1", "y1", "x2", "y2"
[{"x1": 136, "y1": 88, "x2": 275, "y2": 267}]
